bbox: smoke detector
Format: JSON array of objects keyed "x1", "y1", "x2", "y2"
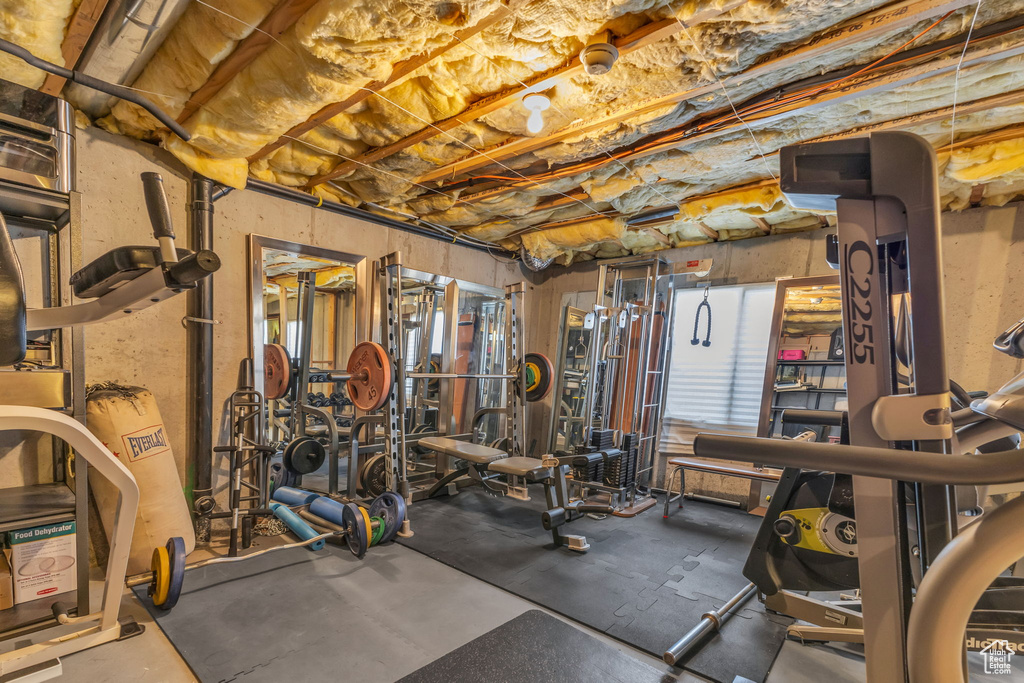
[{"x1": 580, "y1": 31, "x2": 619, "y2": 76}]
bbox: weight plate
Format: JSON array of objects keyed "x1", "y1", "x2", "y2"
[
  {"x1": 264, "y1": 344, "x2": 292, "y2": 400},
  {"x1": 347, "y1": 341, "x2": 394, "y2": 411},
  {"x1": 411, "y1": 423, "x2": 433, "y2": 455},
  {"x1": 163, "y1": 536, "x2": 187, "y2": 610},
  {"x1": 369, "y1": 491, "x2": 407, "y2": 544},
  {"x1": 283, "y1": 437, "x2": 326, "y2": 475},
  {"x1": 370, "y1": 516, "x2": 385, "y2": 546},
  {"x1": 358, "y1": 506, "x2": 373, "y2": 547},
  {"x1": 524, "y1": 353, "x2": 553, "y2": 402},
  {"x1": 150, "y1": 546, "x2": 170, "y2": 607},
  {"x1": 427, "y1": 356, "x2": 441, "y2": 394},
  {"x1": 360, "y1": 453, "x2": 388, "y2": 498},
  {"x1": 341, "y1": 503, "x2": 368, "y2": 558}
]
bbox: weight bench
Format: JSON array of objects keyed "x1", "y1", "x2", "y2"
[
  {"x1": 663, "y1": 456, "x2": 781, "y2": 518},
  {"x1": 420, "y1": 436, "x2": 511, "y2": 498}
]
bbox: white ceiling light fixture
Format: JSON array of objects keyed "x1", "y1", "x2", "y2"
[{"x1": 523, "y1": 92, "x2": 551, "y2": 134}]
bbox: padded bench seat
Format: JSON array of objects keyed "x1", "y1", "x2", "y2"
[
  {"x1": 666, "y1": 457, "x2": 781, "y2": 482},
  {"x1": 418, "y1": 436, "x2": 507, "y2": 464},
  {"x1": 488, "y1": 457, "x2": 551, "y2": 479},
  {"x1": 664, "y1": 457, "x2": 781, "y2": 518}
]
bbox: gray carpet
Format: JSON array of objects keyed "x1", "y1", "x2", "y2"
[
  {"x1": 398, "y1": 490, "x2": 791, "y2": 683},
  {"x1": 399, "y1": 610, "x2": 672, "y2": 683}
]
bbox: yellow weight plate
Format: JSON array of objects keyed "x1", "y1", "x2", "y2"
[
  {"x1": 151, "y1": 546, "x2": 171, "y2": 606},
  {"x1": 359, "y1": 507, "x2": 373, "y2": 546}
]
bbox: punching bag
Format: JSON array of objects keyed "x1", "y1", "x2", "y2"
[{"x1": 86, "y1": 384, "x2": 195, "y2": 575}]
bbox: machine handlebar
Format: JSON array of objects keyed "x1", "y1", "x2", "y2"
[
  {"x1": 692, "y1": 432, "x2": 1024, "y2": 486},
  {"x1": 141, "y1": 172, "x2": 176, "y2": 241}
]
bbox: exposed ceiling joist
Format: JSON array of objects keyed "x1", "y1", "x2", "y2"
[
  {"x1": 416, "y1": 0, "x2": 978, "y2": 185},
  {"x1": 457, "y1": 31, "x2": 1024, "y2": 206},
  {"x1": 40, "y1": 0, "x2": 113, "y2": 95},
  {"x1": 969, "y1": 184, "x2": 986, "y2": 206},
  {"x1": 697, "y1": 223, "x2": 720, "y2": 240},
  {"x1": 302, "y1": 0, "x2": 747, "y2": 187},
  {"x1": 751, "y1": 217, "x2": 772, "y2": 234},
  {"x1": 750, "y1": 89, "x2": 1024, "y2": 158},
  {"x1": 251, "y1": 0, "x2": 533, "y2": 162},
  {"x1": 177, "y1": 0, "x2": 321, "y2": 123}
]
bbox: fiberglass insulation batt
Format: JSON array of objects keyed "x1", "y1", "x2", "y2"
[
  {"x1": 92, "y1": 0, "x2": 1024, "y2": 261},
  {"x1": 0, "y1": 0, "x2": 77, "y2": 88}
]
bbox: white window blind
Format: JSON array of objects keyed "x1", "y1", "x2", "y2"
[{"x1": 661, "y1": 283, "x2": 775, "y2": 453}]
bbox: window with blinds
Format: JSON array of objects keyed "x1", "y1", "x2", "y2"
[{"x1": 661, "y1": 283, "x2": 775, "y2": 453}]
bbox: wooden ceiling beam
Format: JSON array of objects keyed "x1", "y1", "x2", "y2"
[
  {"x1": 250, "y1": 0, "x2": 533, "y2": 163},
  {"x1": 40, "y1": 0, "x2": 113, "y2": 95},
  {"x1": 177, "y1": 0, "x2": 320, "y2": 123},
  {"x1": 751, "y1": 217, "x2": 771, "y2": 234},
  {"x1": 303, "y1": 0, "x2": 747, "y2": 187},
  {"x1": 454, "y1": 32, "x2": 1024, "y2": 206},
  {"x1": 697, "y1": 223, "x2": 720, "y2": 240},
  {"x1": 415, "y1": 0, "x2": 978, "y2": 185}
]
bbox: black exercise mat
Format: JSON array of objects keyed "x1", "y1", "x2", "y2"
[
  {"x1": 398, "y1": 492, "x2": 791, "y2": 683},
  {"x1": 399, "y1": 609, "x2": 670, "y2": 683}
]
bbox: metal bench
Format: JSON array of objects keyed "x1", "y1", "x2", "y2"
[{"x1": 663, "y1": 456, "x2": 781, "y2": 518}]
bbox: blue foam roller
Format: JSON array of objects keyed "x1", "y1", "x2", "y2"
[
  {"x1": 271, "y1": 503, "x2": 325, "y2": 551},
  {"x1": 271, "y1": 486, "x2": 320, "y2": 506},
  {"x1": 309, "y1": 497, "x2": 347, "y2": 527}
]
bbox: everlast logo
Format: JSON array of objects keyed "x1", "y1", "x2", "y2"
[
  {"x1": 121, "y1": 425, "x2": 170, "y2": 462},
  {"x1": 844, "y1": 240, "x2": 876, "y2": 365}
]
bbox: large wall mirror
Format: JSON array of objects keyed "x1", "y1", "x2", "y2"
[
  {"x1": 547, "y1": 306, "x2": 591, "y2": 453},
  {"x1": 394, "y1": 267, "x2": 507, "y2": 443},
  {"x1": 248, "y1": 236, "x2": 369, "y2": 494}
]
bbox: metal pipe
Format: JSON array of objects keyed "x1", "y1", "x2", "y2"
[
  {"x1": 663, "y1": 582, "x2": 757, "y2": 665},
  {"x1": 244, "y1": 179, "x2": 513, "y2": 256},
  {"x1": 187, "y1": 175, "x2": 215, "y2": 542}
]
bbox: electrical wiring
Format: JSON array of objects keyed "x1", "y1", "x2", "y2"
[{"x1": 450, "y1": 9, "x2": 1017, "y2": 201}]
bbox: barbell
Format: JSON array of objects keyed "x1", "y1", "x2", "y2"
[
  {"x1": 144, "y1": 491, "x2": 406, "y2": 612},
  {"x1": 264, "y1": 341, "x2": 553, "y2": 411}
]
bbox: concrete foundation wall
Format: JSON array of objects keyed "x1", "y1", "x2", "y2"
[
  {"x1": 524, "y1": 205, "x2": 1024, "y2": 503},
  {"x1": 72, "y1": 128, "x2": 519, "y2": 508}
]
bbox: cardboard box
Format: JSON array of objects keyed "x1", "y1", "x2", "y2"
[
  {"x1": 5, "y1": 521, "x2": 76, "y2": 605},
  {"x1": 0, "y1": 552, "x2": 12, "y2": 610}
]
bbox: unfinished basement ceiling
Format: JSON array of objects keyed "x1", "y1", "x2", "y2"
[{"x1": 6, "y1": 0, "x2": 1024, "y2": 265}]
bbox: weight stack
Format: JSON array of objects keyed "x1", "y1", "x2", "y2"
[
  {"x1": 571, "y1": 453, "x2": 604, "y2": 484},
  {"x1": 619, "y1": 433, "x2": 640, "y2": 487},
  {"x1": 590, "y1": 429, "x2": 616, "y2": 451},
  {"x1": 601, "y1": 448, "x2": 625, "y2": 488}
]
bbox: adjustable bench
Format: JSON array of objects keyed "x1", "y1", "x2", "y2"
[
  {"x1": 418, "y1": 436, "x2": 602, "y2": 552},
  {"x1": 663, "y1": 456, "x2": 781, "y2": 518},
  {"x1": 420, "y1": 436, "x2": 510, "y2": 498}
]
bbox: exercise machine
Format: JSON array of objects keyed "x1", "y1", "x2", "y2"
[
  {"x1": 0, "y1": 168, "x2": 219, "y2": 676},
  {"x1": 684, "y1": 131, "x2": 1017, "y2": 680}
]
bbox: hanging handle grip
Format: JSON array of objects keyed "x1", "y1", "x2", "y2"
[{"x1": 141, "y1": 172, "x2": 180, "y2": 263}]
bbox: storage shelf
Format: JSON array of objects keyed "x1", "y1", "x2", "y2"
[
  {"x1": 0, "y1": 483, "x2": 75, "y2": 533},
  {"x1": 774, "y1": 387, "x2": 846, "y2": 394},
  {"x1": 776, "y1": 359, "x2": 845, "y2": 366}
]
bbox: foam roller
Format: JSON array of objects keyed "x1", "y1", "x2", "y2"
[
  {"x1": 271, "y1": 503, "x2": 325, "y2": 551},
  {"x1": 271, "y1": 486, "x2": 320, "y2": 506},
  {"x1": 309, "y1": 497, "x2": 347, "y2": 527}
]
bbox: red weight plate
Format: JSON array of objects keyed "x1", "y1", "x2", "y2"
[
  {"x1": 524, "y1": 352, "x2": 554, "y2": 402},
  {"x1": 264, "y1": 344, "x2": 292, "y2": 400},
  {"x1": 347, "y1": 341, "x2": 394, "y2": 411}
]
